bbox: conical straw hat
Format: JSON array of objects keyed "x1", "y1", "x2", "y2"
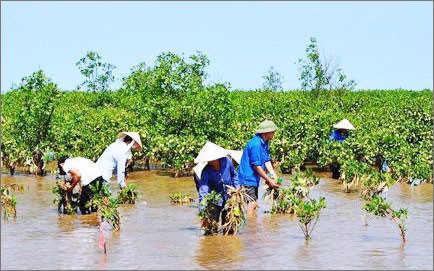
[
  {"x1": 227, "y1": 150, "x2": 242, "y2": 165},
  {"x1": 117, "y1": 132, "x2": 143, "y2": 148},
  {"x1": 256, "y1": 120, "x2": 278, "y2": 134},
  {"x1": 193, "y1": 142, "x2": 242, "y2": 177},
  {"x1": 194, "y1": 142, "x2": 228, "y2": 164},
  {"x1": 333, "y1": 119, "x2": 355, "y2": 130}
]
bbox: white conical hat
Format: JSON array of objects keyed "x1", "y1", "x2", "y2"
[
  {"x1": 193, "y1": 162, "x2": 207, "y2": 177},
  {"x1": 193, "y1": 142, "x2": 242, "y2": 177},
  {"x1": 194, "y1": 141, "x2": 228, "y2": 164},
  {"x1": 227, "y1": 150, "x2": 242, "y2": 165},
  {"x1": 117, "y1": 132, "x2": 143, "y2": 148},
  {"x1": 333, "y1": 119, "x2": 355, "y2": 130},
  {"x1": 193, "y1": 151, "x2": 242, "y2": 178}
]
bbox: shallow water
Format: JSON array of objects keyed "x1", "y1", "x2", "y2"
[{"x1": 1, "y1": 170, "x2": 433, "y2": 270}]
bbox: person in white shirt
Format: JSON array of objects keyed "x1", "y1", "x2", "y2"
[
  {"x1": 58, "y1": 156, "x2": 104, "y2": 214},
  {"x1": 96, "y1": 132, "x2": 142, "y2": 189}
]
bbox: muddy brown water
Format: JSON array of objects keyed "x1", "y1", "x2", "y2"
[{"x1": 1, "y1": 170, "x2": 432, "y2": 270}]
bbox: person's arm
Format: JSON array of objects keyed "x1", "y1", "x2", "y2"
[
  {"x1": 329, "y1": 131, "x2": 335, "y2": 142},
  {"x1": 254, "y1": 165, "x2": 279, "y2": 189},
  {"x1": 250, "y1": 143, "x2": 279, "y2": 189},
  {"x1": 198, "y1": 173, "x2": 209, "y2": 211},
  {"x1": 116, "y1": 153, "x2": 128, "y2": 189},
  {"x1": 67, "y1": 169, "x2": 81, "y2": 192},
  {"x1": 265, "y1": 161, "x2": 277, "y2": 179}
]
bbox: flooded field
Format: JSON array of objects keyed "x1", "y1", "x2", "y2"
[{"x1": 1, "y1": 170, "x2": 433, "y2": 270}]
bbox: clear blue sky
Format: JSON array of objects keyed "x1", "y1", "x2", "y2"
[{"x1": 1, "y1": 1, "x2": 433, "y2": 91}]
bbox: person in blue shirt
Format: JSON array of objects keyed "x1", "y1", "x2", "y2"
[
  {"x1": 329, "y1": 118, "x2": 355, "y2": 142},
  {"x1": 375, "y1": 154, "x2": 391, "y2": 173},
  {"x1": 195, "y1": 142, "x2": 240, "y2": 226},
  {"x1": 329, "y1": 118, "x2": 356, "y2": 178},
  {"x1": 329, "y1": 129, "x2": 350, "y2": 142},
  {"x1": 238, "y1": 120, "x2": 280, "y2": 215}
]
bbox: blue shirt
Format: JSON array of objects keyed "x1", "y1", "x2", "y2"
[
  {"x1": 198, "y1": 157, "x2": 239, "y2": 207},
  {"x1": 329, "y1": 130, "x2": 349, "y2": 142},
  {"x1": 238, "y1": 134, "x2": 271, "y2": 187},
  {"x1": 381, "y1": 161, "x2": 389, "y2": 172}
]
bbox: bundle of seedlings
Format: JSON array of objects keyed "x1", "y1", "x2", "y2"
[
  {"x1": 294, "y1": 196, "x2": 327, "y2": 239},
  {"x1": 364, "y1": 195, "x2": 408, "y2": 242},
  {"x1": 1, "y1": 185, "x2": 17, "y2": 221},
  {"x1": 88, "y1": 182, "x2": 121, "y2": 231},
  {"x1": 117, "y1": 184, "x2": 138, "y2": 204},
  {"x1": 263, "y1": 177, "x2": 283, "y2": 207},
  {"x1": 221, "y1": 186, "x2": 252, "y2": 235},
  {"x1": 198, "y1": 191, "x2": 222, "y2": 235},
  {"x1": 52, "y1": 179, "x2": 79, "y2": 214},
  {"x1": 169, "y1": 192, "x2": 195, "y2": 204}
]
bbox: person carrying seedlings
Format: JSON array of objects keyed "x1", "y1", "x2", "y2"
[
  {"x1": 193, "y1": 149, "x2": 242, "y2": 193},
  {"x1": 57, "y1": 156, "x2": 105, "y2": 214},
  {"x1": 238, "y1": 119, "x2": 280, "y2": 215},
  {"x1": 96, "y1": 132, "x2": 142, "y2": 190},
  {"x1": 195, "y1": 142, "x2": 240, "y2": 225},
  {"x1": 329, "y1": 118, "x2": 355, "y2": 179}
]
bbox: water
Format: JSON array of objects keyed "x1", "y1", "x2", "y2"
[{"x1": 1, "y1": 170, "x2": 432, "y2": 270}]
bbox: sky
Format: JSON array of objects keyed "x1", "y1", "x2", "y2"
[{"x1": 1, "y1": 1, "x2": 433, "y2": 92}]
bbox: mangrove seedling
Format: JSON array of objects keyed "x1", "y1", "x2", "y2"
[
  {"x1": 294, "y1": 196, "x2": 326, "y2": 239},
  {"x1": 364, "y1": 195, "x2": 408, "y2": 242},
  {"x1": 360, "y1": 171, "x2": 396, "y2": 201},
  {"x1": 169, "y1": 192, "x2": 195, "y2": 204},
  {"x1": 1, "y1": 185, "x2": 17, "y2": 221},
  {"x1": 52, "y1": 180, "x2": 79, "y2": 214},
  {"x1": 198, "y1": 191, "x2": 222, "y2": 235},
  {"x1": 117, "y1": 184, "x2": 138, "y2": 204},
  {"x1": 88, "y1": 182, "x2": 121, "y2": 231},
  {"x1": 263, "y1": 170, "x2": 320, "y2": 214},
  {"x1": 222, "y1": 186, "x2": 251, "y2": 235},
  {"x1": 99, "y1": 196, "x2": 121, "y2": 231}
]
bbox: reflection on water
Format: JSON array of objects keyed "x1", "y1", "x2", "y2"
[
  {"x1": 1, "y1": 171, "x2": 433, "y2": 270},
  {"x1": 195, "y1": 235, "x2": 244, "y2": 270}
]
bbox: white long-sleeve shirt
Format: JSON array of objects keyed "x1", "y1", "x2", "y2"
[
  {"x1": 62, "y1": 157, "x2": 102, "y2": 186},
  {"x1": 96, "y1": 140, "x2": 132, "y2": 188}
]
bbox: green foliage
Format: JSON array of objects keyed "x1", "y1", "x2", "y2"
[
  {"x1": 169, "y1": 192, "x2": 194, "y2": 204},
  {"x1": 294, "y1": 196, "x2": 326, "y2": 239},
  {"x1": 76, "y1": 51, "x2": 116, "y2": 92},
  {"x1": 52, "y1": 180, "x2": 79, "y2": 214},
  {"x1": 360, "y1": 171, "x2": 396, "y2": 200},
  {"x1": 1, "y1": 185, "x2": 18, "y2": 221},
  {"x1": 117, "y1": 184, "x2": 138, "y2": 204},
  {"x1": 2, "y1": 70, "x2": 60, "y2": 168},
  {"x1": 364, "y1": 195, "x2": 408, "y2": 241},
  {"x1": 298, "y1": 37, "x2": 356, "y2": 93},
  {"x1": 1, "y1": 51, "x2": 432, "y2": 186},
  {"x1": 262, "y1": 66, "x2": 284, "y2": 91},
  {"x1": 264, "y1": 169, "x2": 320, "y2": 214},
  {"x1": 198, "y1": 191, "x2": 222, "y2": 235},
  {"x1": 88, "y1": 182, "x2": 120, "y2": 231}
]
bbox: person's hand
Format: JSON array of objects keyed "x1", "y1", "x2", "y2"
[{"x1": 266, "y1": 178, "x2": 280, "y2": 189}]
